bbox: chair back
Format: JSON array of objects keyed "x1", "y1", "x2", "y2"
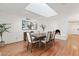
[
  {"x1": 46, "y1": 32, "x2": 51, "y2": 42},
  {"x1": 26, "y1": 32, "x2": 32, "y2": 43},
  {"x1": 55, "y1": 29, "x2": 61, "y2": 35},
  {"x1": 52, "y1": 31, "x2": 55, "y2": 39}
]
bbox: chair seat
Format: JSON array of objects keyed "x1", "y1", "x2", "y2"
[
  {"x1": 41, "y1": 38, "x2": 47, "y2": 43},
  {"x1": 41, "y1": 32, "x2": 51, "y2": 44},
  {"x1": 32, "y1": 37, "x2": 35, "y2": 39},
  {"x1": 32, "y1": 37, "x2": 39, "y2": 43}
]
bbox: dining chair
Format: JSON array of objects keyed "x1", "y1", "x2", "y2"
[
  {"x1": 51, "y1": 31, "x2": 55, "y2": 45},
  {"x1": 26, "y1": 32, "x2": 39, "y2": 52},
  {"x1": 41, "y1": 32, "x2": 51, "y2": 48},
  {"x1": 49, "y1": 31, "x2": 53, "y2": 41},
  {"x1": 52, "y1": 29, "x2": 61, "y2": 45}
]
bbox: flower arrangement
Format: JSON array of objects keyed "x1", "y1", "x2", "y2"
[
  {"x1": 27, "y1": 22, "x2": 34, "y2": 30},
  {"x1": 40, "y1": 24, "x2": 46, "y2": 31}
]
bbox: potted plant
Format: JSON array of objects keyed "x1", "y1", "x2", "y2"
[
  {"x1": 40, "y1": 24, "x2": 46, "y2": 31},
  {"x1": 0, "y1": 23, "x2": 11, "y2": 46},
  {"x1": 27, "y1": 22, "x2": 34, "y2": 30}
]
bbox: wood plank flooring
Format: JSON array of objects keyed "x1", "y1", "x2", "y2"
[
  {"x1": 0, "y1": 39, "x2": 65, "y2": 56},
  {"x1": 0, "y1": 34, "x2": 79, "y2": 56},
  {"x1": 60, "y1": 34, "x2": 79, "y2": 56}
]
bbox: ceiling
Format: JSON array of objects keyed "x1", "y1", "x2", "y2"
[
  {"x1": 47, "y1": 3, "x2": 79, "y2": 16},
  {"x1": 25, "y1": 3, "x2": 58, "y2": 17},
  {"x1": 0, "y1": 3, "x2": 79, "y2": 19}
]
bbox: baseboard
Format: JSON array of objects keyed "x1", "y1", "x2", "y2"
[{"x1": 4, "y1": 40, "x2": 24, "y2": 45}]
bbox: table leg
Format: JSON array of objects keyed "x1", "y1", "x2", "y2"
[{"x1": 39, "y1": 39, "x2": 41, "y2": 48}]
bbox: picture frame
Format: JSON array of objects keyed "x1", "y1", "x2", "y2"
[{"x1": 22, "y1": 20, "x2": 37, "y2": 30}]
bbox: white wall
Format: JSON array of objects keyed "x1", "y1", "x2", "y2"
[
  {"x1": 68, "y1": 14, "x2": 79, "y2": 35},
  {"x1": 0, "y1": 12, "x2": 69, "y2": 44},
  {"x1": 0, "y1": 12, "x2": 41, "y2": 44},
  {"x1": 0, "y1": 12, "x2": 23, "y2": 44},
  {"x1": 37, "y1": 15, "x2": 69, "y2": 40},
  {"x1": 68, "y1": 22, "x2": 79, "y2": 34}
]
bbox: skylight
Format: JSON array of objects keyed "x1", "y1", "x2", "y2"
[{"x1": 25, "y1": 3, "x2": 58, "y2": 17}]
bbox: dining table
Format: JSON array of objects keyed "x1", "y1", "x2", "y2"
[{"x1": 31, "y1": 33, "x2": 46, "y2": 47}]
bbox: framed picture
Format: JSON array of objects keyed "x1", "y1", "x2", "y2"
[{"x1": 22, "y1": 20, "x2": 37, "y2": 30}]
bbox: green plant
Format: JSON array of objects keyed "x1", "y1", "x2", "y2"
[
  {"x1": 0, "y1": 24, "x2": 11, "y2": 42},
  {"x1": 27, "y1": 22, "x2": 34, "y2": 30},
  {"x1": 40, "y1": 24, "x2": 46, "y2": 31}
]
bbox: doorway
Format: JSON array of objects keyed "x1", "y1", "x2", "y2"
[{"x1": 68, "y1": 21, "x2": 79, "y2": 35}]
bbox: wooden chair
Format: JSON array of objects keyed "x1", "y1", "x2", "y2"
[
  {"x1": 52, "y1": 29, "x2": 61, "y2": 45},
  {"x1": 41, "y1": 32, "x2": 51, "y2": 48},
  {"x1": 53, "y1": 29, "x2": 61, "y2": 40},
  {"x1": 51, "y1": 31, "x2": 55, "y2": 45},
  {"x1": 26, "y1": 32, "x2": 39, "y2": 52}
]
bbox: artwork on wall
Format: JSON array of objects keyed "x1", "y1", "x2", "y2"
[{"x1": 22, "y1": 20, "x2": 37, "y2": 30}]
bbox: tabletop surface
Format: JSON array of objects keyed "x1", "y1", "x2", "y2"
[{"x1": 31, "y1": 33, "x2": 46, "y2": 38}]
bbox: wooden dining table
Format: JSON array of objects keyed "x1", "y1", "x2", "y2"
[{"x1": 31, "y1": 33, "x2": 46, "y2": 47}]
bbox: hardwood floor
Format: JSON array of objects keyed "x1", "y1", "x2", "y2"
[
  {"x1": 0, "y1": 39, "x2": 65, "y2": 56},
  {"x1": 60, "y1": 34, "x2": 79, "y2": 56},
  {"x1": 0, "y1": 34, "x2": 79, "y2": 56}
]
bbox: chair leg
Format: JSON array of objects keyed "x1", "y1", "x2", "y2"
[
  {"x1": 27, "y1": 46, "x2": 28, "y2": 51},
  {"x1": 45, "y1": 43, "x2": 47, "y2": 48},
  {"x1": 30, "y1": 44, "x2": 32, "y2": 53},
  {"x1": 53, "y1": 39, "x2": 55, "y2": 46},
  {"x1": 27, "y1": 42, "x2": 29, "y2": 51},
  {"x1": 27, "y1": 43, "x2": 28, "y2": 51}
]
